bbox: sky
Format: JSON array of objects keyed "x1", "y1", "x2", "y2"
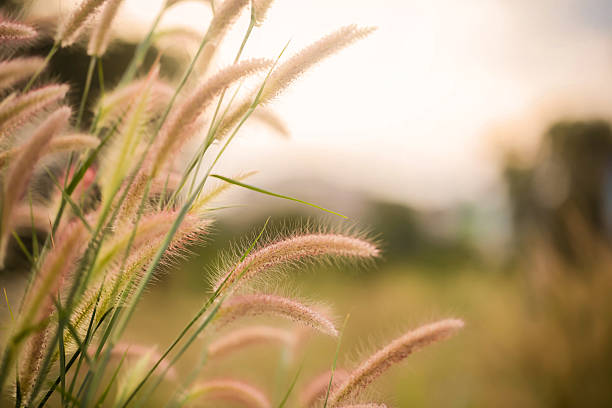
[{"x1": 30, "y1": 0, "x2": 612, "y2": 208}]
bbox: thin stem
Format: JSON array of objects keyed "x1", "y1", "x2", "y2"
[
  {"x1": 76, "y1": 56, "x2": 97, "y2": 129},
  {"x1": 23, "y1": 43, "x2": 59, "y2": 92}
]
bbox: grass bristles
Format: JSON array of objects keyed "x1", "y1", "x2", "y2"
[
  {"x1": 0, "y1": 106, "x2": 71, "y2": 267},
  {"x1": 336, "y1": 404, "x2": 387, "y2": 408},
  {"x1": 0, "y1": 18, "x2": 37, "y2": 44},
  {"x1": 184, "y1": 378, "x2": 271, "y2": 408},
  {"x1": 0, "y1": 84, "x2": 69, "y2": 140},
  {"x1": 207, "y1": 325, "x2": 296, "y2": 359},
  {"x1": 147, "y1": 58, "x2": 272, "y2": 177},
  {"x1": 212, "y1": 233, "x2": 379, "y2": 293},
  {"x1": 56, "y1": 0, "x2": 110, "y2": 47},
  {"x1": 215, "y1": 293, "x2": 339, "y2": 337},
  {"x1": 252, "y1": 0, "x2": 276, "y2": 26},
  {"x1": 87, "y1": 0, "x2": 125, "y2": 57},
  {"x1": 328, "y1": 319, "x2": 465, "y2": 406},
  {"x1": 0, "y1": 57, "x2": 45, "y2": 91}
]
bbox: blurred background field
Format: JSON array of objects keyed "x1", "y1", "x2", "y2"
[{"x1": 2, "y1": 0, "x2": 612, "y2": 406}]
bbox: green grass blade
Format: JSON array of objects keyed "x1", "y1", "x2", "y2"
[
  {"x1": 210, "y1": 174, "x2": 348, "y2": 219},
  {"x1": 277, "y1": 359, "x2": 305, "y2": 408},
  {"x1": 323, "y1": 314, "x2": 350, "y2": 408}
]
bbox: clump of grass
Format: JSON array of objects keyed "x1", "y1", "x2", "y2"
[{"x1": 0, "y1": 1, "x2": 462, "y2": 406}]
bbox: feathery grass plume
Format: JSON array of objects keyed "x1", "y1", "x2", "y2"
[
  {"x1": 146, "y1": 58, "x2": 272, "y2": 177},
  {"x1": 214, "y1": 25, "x2": 375, "y2": 140},
  {"x1": 206, "y1": 0, "x2": 249, "y2": 41},
  {"x1": 69, "y1": 211, "x2": 211, "y2": 337},
  {"x1": 17, "y1": 221, "x2": 90, "y2": 399},
  {"x1": 0, "y1": 57, "x2": 46, "y2": 91},
  {"x1": 0, "y1": 84, "x2": 69, "y2": 141},
  {"x1": 99, "y1": 65, "x2": 158, "y2": 206},
  {"x1": 252, "y1": 0, "x2": 276, "y2": 26},
  {"x1": 0, "y1": 133, "x2": 99, "y2": 168},
  {"x1": 196, "y1": 0, "x2": 250, "y2": 75},
  {"x1": 212, "y1": 233, "x2": 379, "y2": 293},
  {"x1": 94, "y1": 75, "x2": 173, "y2": 128},
  {"x1": 49, "y1": 133, "x2": 100, "y2": 152},
  {"x1": 299, "y1": 369, "x2": 349, "y2": 407},
  {"x1": 216, "y1": 294, "x2": 338, "y2": 337},
  {"x1": 56, "y1": 0, "x2": 110, "y2": 47},
  {"x1": 337, "y1": 404, "x2": 387, "y2": 408},
  {"x1": 184, "y1": 379, "x2": 271, "y2": 408},
  {"x1": 207, "y1": 325, "x2": 296, "y2": 359},
  {"x1": 0, "y1": 106, "x2": 71, "y2": 268},
  {"x1": 262, "y1": 25, "x2": 376, "y2": 102},
  {"x1": 329, "y1": 319, "x2": 465, "y2": 406},
  {"x1": 87, "y1": 0, "x2": 125, "y2": 56},
  {"x1": 91, "y1": 210, "x2": 189, "y2": 280},
  {"x1": 251, "y1": 105, "x2": 290, "y2": 138},
  {"x1": 0, "y1": 18, "x2": 37, "y2": 44}
]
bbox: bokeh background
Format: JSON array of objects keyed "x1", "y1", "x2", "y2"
[{"x1": 3, "y1": 0, "x2": 612, "y2": 406}]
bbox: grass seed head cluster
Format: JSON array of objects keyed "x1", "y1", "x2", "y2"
[{"x1": 0, "y1": 1, "x2": 463, "y2": 406}]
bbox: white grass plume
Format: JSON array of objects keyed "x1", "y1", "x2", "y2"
[
  {"x1": 0, "y1": 107, "x2": 71, "y2": 268},
  {"x1": 147, "y1": 58, "x2": 272, "y2": 177},
  {"x1": 211, "y1": 232, "x2": 379, "y2": 293},
  {"x1": 251, "y1": 105, "x2": 290, "y2": 138},
  {"x1": 252, "y1": 0, "x2": 276, "y2": 26},
  {"x1": 0, "y1": 84, "x2": 69, "y2": 142},
  {"x1": 94, "y1": 75, "x2": 174, "y2": 128},
  {"x1": 87, "y1": 0, "x2": 125, "y2": 56},
  {"x1": 329, "y1": 319, "x2": 464, "y2": 406},
  {"x1": 56, "y1": 0, "x2": 110, "y2": 47},
  {"x1": 207, "y1": 325, "x2": 296, "y2": 359},
  {"x1": 0, "y1": 57, "x2": 46, "y2": 91},
  {"x1": 0, "y1": 133, "x2": 98, "y2": 168},
  {"x1": 216, "y1": 293, "x2": 338, "y2": 337},
  {"x1": 0, "y1": 18, "x2": 37, "y2": 44},
  {"x1": 184, "y1": 379, "x2": 271, "y2": 408}
]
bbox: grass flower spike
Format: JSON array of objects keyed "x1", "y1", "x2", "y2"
[
  {"x1": 0, "y1": 57, "x2": 46, "y2": 91},
  {"x1": 329, "y1": 319, "x2": 465, "y2": 406},
  {"x1": 300, "y1": 369, "x2": 349, "y2": 407},
  {"x1": 56, "y1": 0, "x2": 110, "y2": 47},
  {"x1": 0, "y1": 19, "x2": 37, "y2": 43},
  {"x1": 0, "y1": 84, "x2": 69, "y2": 140},
  {"x1": 216, "y1": 294, "x2": 339, "y2": 336},
  {"x1": 184, "y1": 379, "x2": 271, "y2": 408},
  {"x1": 213, "y1": 233, "x2": 379, "y2": 292},
  {"x1": 207, "y1": 325, "x2": 296, "y2": 358},
  {"x1": 0, "y1": 107, "x2": 71, "y2": 267},
  {"x1": 88, "y1": 0, "x2": 125, "y2": 56}
]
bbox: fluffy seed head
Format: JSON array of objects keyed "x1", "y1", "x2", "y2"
[
  {"x1": 186, "y1": 379, "x2": 271, "y2": 408},
  {"x1": 87, "y1": 0, "x2": 125, "y2": 56},
  {"x1": 329, "y1": 319, "x2": 464, "y2": 406},
  {"x1": 252, "y1": 0, "x2": 275, "y2": 26},
  {"x1": 300, "y1": 369, "x2": 349, "y2": 407},
  {"x1": 49, "y1": 133, "x2": 100, "y2": 152},
  {"x1": 0, "y1": 84, "x2": 69, "y2": 141},
  {"x1": 207, "y1": 325, "x2": 296, "y2": 359},
  {"x1": 0, "y1": 19, "x2": 37, "y2": 43},
  {"x1": 216, "y1": 294, "x2": 338, "y2": 337},
  {"x1": 0, "y1": 57, "x2": 46, "y2": 91},
  {"x1": 261, "y1": 25, "x2": 376, "y2": 102},
  {"x1": 56, "y1": 0, "x2": 110, "y2": 47},
  {"x1": 338, "y1": 405, "x2": 387, "y2": 408},
  {"x1": 0, "y1": 107, "x2": 71, "y2": 267},
  {"x1": 148, "y1": 58, "x2": 272, "y2": 176},
  {"x1": 206, "y1": 0, "x2": 249, "y2": 40},
  {"x1": 213, "y1": 233, "x2": 379, "y2": 293}
]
